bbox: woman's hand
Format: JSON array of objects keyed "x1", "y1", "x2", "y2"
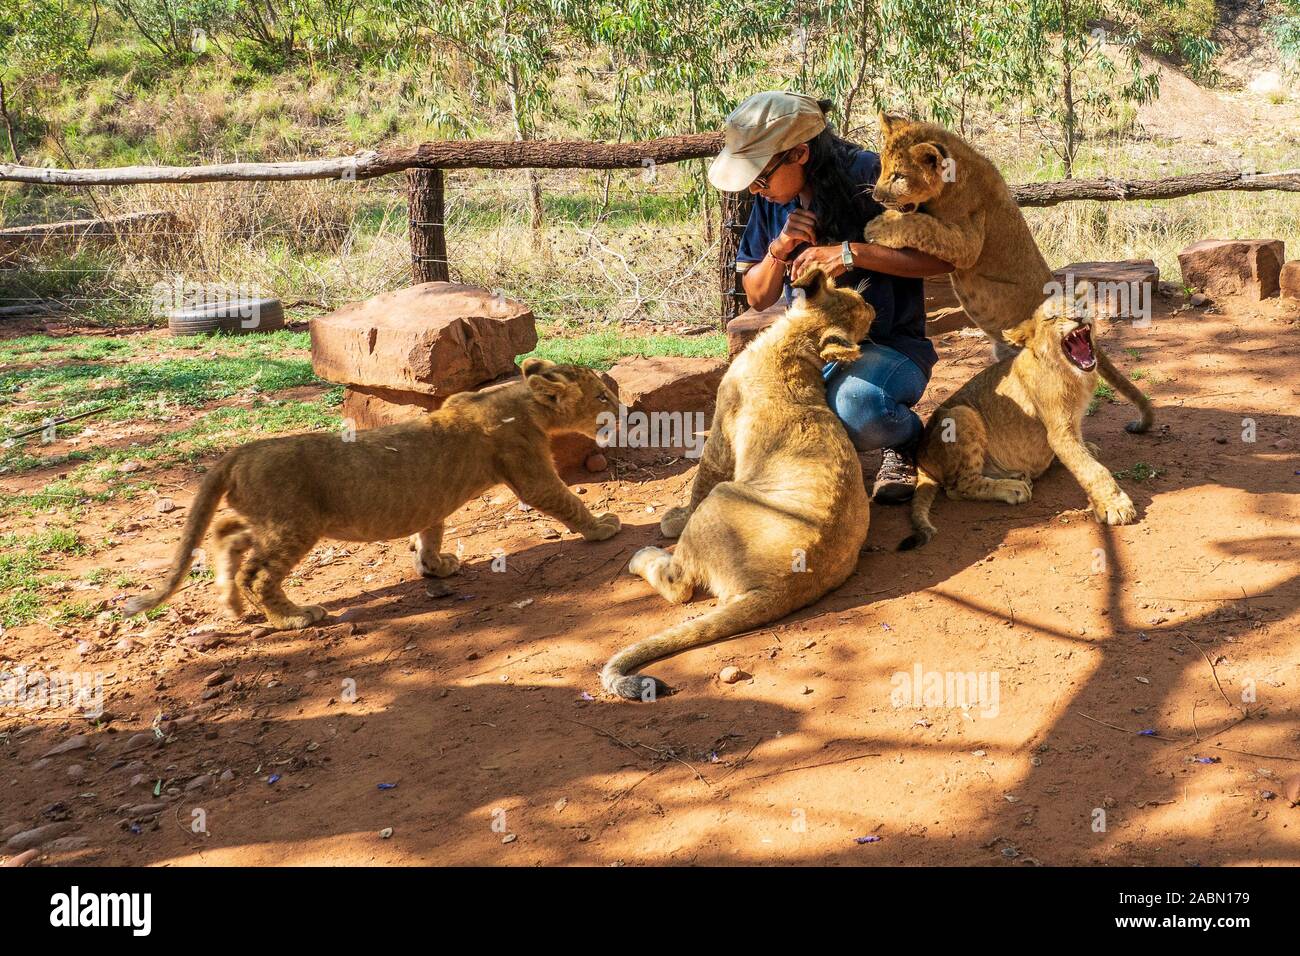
[
  {"x1": 791, "y1": 243, "x2": 849, "y2": 281},
  {"x1": 771, "y1": 208, "x2": 818, "y2": 261}
]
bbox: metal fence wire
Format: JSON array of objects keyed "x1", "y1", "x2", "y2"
[{"x1": 0, "y1": 164, "x2": 722, "y2": 326}]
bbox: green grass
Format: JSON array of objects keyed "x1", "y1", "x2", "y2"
[
  {"x1": 1113, "y1": 462, "x2": 1162, "y2": 482},
  {"x1": 0, "y1": 528, "x2": 90, "y2": 627},
  {"x1": 523, "y1": 330, "x2": 726, "y2": 370}
]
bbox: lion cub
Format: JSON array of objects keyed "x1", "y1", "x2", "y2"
[
  {"x1": 602, "y1": 267, "x2": 872, "y2": 700},
  {"x1": 900, "y1": 284, "x2": 1142, "y2": 551},
  {"x1": 865, "y1": 112, "x2": 1154, "y2": 434},
  {"x1": 124, "y1": 359, "x2": 621, "y2": 629}
]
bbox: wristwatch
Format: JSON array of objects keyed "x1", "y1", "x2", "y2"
[{"x1": 841, "y1": 241, "x2": 854, "y2": 270}]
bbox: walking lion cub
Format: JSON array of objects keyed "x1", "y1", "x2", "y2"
[
  {"x1": 602, "y1": 267, "x2": 872, "y2": 700},
  {"x1": 124, "y1": 359, "x2": 622, "y2": 629},
  {"x1": 900, "y1": 283, "x2": 1148, "y2": 551}
]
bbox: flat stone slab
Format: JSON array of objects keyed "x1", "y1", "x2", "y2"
[
  {"x1": 1053, "y1": 259, "x2": 1159, "y2": 318},
  {"x1": 1178, "y1": 239, "x2": 1285, "y2": 301},
  {"x1": 311, "y1": 282, "x2": 537, "y2": 397}
]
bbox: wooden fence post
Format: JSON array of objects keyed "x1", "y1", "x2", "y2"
[
  {"x1": 407, "y1": 167, "x2": 449, "y2": 283},
  {"x1": 718, "y1": 190, "x2": 754, "y2": 328}
]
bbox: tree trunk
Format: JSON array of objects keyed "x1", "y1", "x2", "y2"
[
  {"x1": 718, "y1": 190, "x2": 754, "y2": 328},
  {"x1": 506, "y1": 60, "x2": 543, "y2": 235},
  {"x1": 0, "y1": 77, "x2": 19, "y2": 162},
  {"x1": 406, "y1": 167, "x2": 449, "y2": 283}
]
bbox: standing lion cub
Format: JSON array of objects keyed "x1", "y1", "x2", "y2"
[
  {"x1": 865, "y1": 112, "x2": 1154, "y2": 435},
  {"x1": 900, "y1": 283, "x2": 1148, "y2": 551},
  {"x1": 124, "y1": 359, "x2": 621, "y2": 629},
  {"x1": 602, "y1": 267, "x2": 872, "y2": 700}
]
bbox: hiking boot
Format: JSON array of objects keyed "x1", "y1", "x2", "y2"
[{"x1": 873, "y1": 445, "x2": 917, "y2": 504}]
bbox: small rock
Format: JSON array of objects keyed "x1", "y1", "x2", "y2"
[
  {"x1": 718, "y1": 666, "x2": 747, "y2": 684},
  {"x1": 203, "y1": 670, "x2": 232, "y2": 688},
  {"x1": 122, "y1": 732, "x2": 155, "y2": 753},
  {"x1": 65, "y1": 765, "x2": 86, "y2": 782},
  {"x1": 1190, "y1": 292, "x2": 1211, "y2": 307},
  {"x1": 118, "y1": 459, "x2": 144, "y2": 474},
  {"x1": 154, "y1": 497, "x2": 176, "y2": 513},
  {"x1": 185, "y1": 774, "x2": 213, "y2": 792},
  {"x1": 501, "y1": 833, "x2": 517, "y2": 844},
  {"x1": 379, "y1": 827, "x2": 393, "y2": 839},
  {"x1": 42, "y1": 735, "x2": 90, "y2": 758},
  {"x1": 800, "y1": 685, "x2": 813, "y2": 695},
  {"x1": 200, "y1": 687, "x2": 221, "y2": 701},
  {"x1": 219, "y1": 770, "x2": 235, "y2": 783},
  {"x1": 6, "y1": 822, "x2": 77, "y2": 852},
  {"x1": 2, "y1": 849, "x2": 40, "y2": 867},
  {"x1": 1273, "y1": 438, "x2": 1294, "y2": 450},
  {"x1": 250, "y1": 627, "x2": 272, "y2": 639},
  {"x1": 124, "y1": 802, "x2": 171, "y2": 817}
]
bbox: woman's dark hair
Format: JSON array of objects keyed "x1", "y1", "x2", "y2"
[{"x1": 802, "y1": 100, "x2": 872, "y2": 244}]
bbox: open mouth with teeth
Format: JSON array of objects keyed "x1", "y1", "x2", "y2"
[
  {"x1": 882, "y1": 201, "x2": 919, "y2": 213},
  {"x1": 1062, "y1": 325, "x2": 1096, "y2": 371}
]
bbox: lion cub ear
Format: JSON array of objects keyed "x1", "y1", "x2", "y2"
[
  {"x1": 818, "y1": 328, "x2": 861, "y2": 365},
  {"x1": 908, "y1": 142, "x2": 948, "y2": 173},
  {"x1": 521, "y1": 357, "x2": 556, "y2": 378},
  {"x1": 792, "y1": 265, "x2": 832, "y2": 300},
  {"x1": 878, "y1": 111, "x2": 908, "y2": 139},
  {"x1": 1002, "y1": 317, "x2": 1037, "y2": 348},
  {"x1": 524, "y1": 360, "x2": 572, "y2": 405}
]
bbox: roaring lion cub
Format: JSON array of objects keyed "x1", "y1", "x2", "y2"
[
  {"x1": 124, "y1": 359, "x2": 622, "y2": 629},
  {"x1": 900, "y1": 283, "x2": 1145, "y2": 551},
  {"x1": 865, "y1": 112, "x2": 1153, "y2": 434},
  {"x1": 602, "y1": 267, "x2": 872, "y2": 700}
]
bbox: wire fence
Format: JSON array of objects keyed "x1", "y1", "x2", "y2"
[{"x1": 0, "y1": 164, "x2": 720, "y2": 327}]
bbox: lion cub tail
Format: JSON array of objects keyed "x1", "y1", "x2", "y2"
[
  {"x1": 1095, "y1": 347, "x2": 1154, "y2": 434},
  {"x1": 898, "y1": 470, "x2": 941, "y2": 551},
  {"x1": 121, "y1": 454, "x2": 236, "y2": 617},
  {"x1": 601, "y1": 592, "x2": 782, "y2": 701}
]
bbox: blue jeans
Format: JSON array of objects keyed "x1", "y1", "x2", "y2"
[{"x1": 823, "y1": 344, "x2": 929, "y2": 452}]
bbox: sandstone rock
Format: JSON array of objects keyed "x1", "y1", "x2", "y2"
[
  {"x1": 719, "y1": 666, "x2": 748, "y2": 684},
  {"x1": 1052, "y1": 259, "x2": 1160, "y2": 318},
  {"x1": 1178, "y1": 239, "x2": 1285, "y2": 300},
  {"x1": 1281, "y1": 260, "x2": 1300, "y2": 301},
  {"x1": 726, "y1": 304, "x2": 785, "y2": 360},
  {"x1": 311, "y1": 282, "x2": 537, "y2": 397},
  {"x1": 2, "y1": 849, "x2": 40, "y2": 867},
  {"x1": 606, "y1": 356, "x2": 726, "y2": 415}
]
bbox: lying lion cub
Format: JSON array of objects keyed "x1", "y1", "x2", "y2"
[
  {"x1": 865, "y1": 112, "x2": 1153, "y2": 434},
  {"x1": 602, "y1": 267, "x2": 872, "y2": 700},
  {"x1": 124, "y1": 359, "x2": 621, "y2": 629},
  {"x1": 900, "y1": 283, "x2": 1145, "y2": 551}
]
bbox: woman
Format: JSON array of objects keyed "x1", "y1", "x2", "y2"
[{"x1": 708, "y1": 91, "x2": 953, "y2": 503}]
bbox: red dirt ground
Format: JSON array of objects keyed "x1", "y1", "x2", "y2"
[{"x1": 2, "y1": 294, "x2": 1298, "y2": 866}]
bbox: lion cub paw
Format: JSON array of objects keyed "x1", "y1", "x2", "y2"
[
  {"x1": 1094, "y1": 492, "x2": 1137, "y2": 526},
  {"x1": 269, "y1": 604, "x2": 330, "y2": 631},
  {"x1": 628, "y1": 546, "x2": 670, "y2": 578},
  {"x1": 999, "y1": 479, "x2": 1032, "y2": 504},
  {"x1": 659, "y1": 506, "x2": 690, "y2": 539},
  {"x1": 415, "y1": 551, "x2": 460, "y2": 578},
  {"x1": 582, "y1": 512, "x2": 621, "y2": 542}
]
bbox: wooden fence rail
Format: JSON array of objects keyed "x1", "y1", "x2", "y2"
[{"x1": 4, "y1": 136, "x2": 1300, "y2": 325}]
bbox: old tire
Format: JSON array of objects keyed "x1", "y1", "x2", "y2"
[{"x1": 166, "y1": 297, "x2": 285, "y2": 336}]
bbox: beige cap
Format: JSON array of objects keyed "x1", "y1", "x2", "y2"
[{"x1": 708, "y1": 91, "x2": 828, "y2": 192}]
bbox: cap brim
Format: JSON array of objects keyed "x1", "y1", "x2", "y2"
[{"x1": 708, "y1": 148, "x2": 771, "y2": 193}]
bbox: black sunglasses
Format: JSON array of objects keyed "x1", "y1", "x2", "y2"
[{"x1": 751, "y1": 149, "x2": 795, "y2": 190}]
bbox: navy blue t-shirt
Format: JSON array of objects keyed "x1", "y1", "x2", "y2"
[{"x1": 735, "y1": 146, "x2": 937, "y2": 377}]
